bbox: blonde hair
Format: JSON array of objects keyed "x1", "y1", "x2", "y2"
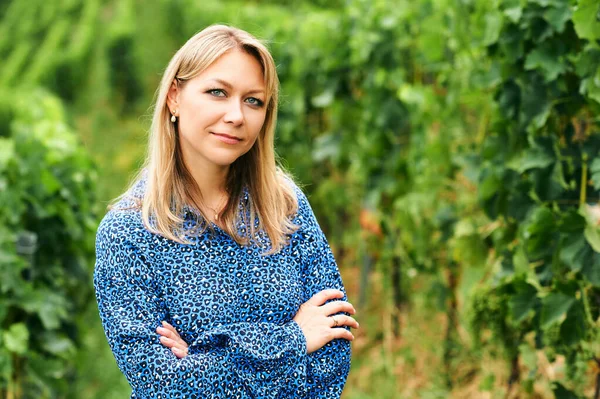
[{"x1": 118, "y1": 24, "x2": 298, "y2": 253}]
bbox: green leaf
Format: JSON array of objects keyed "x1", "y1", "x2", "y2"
[
  {"x1": 313, "y1": 133, "x2": 340, "y2": 163},
  {"x1": 40, "y1": 169, "x2": 61, "y2": 195},
  {"x1": 0, "y1": 348, "x2": 11, "y2": 382},
  {"x1": 560, "y1": 234, "x2": 590, "y2": 272},
  {"x1": 573, "y1": 0, "x2": 600, "y2": 41},
  {"x1": 524, "y1": 206, "x2": 555, "y2": 238},
  {"x1": 580, "y1": 205, "x2": 600, "y2": 252},
  {"x1": 21, "y1": 291, "x2": 69, "y2": 330},
  {"x1": 544, "y1": 3, "x2": 572, "y2": 33},
  {"x1": 540, "y1": 292, "x2": 575, "y2": 328},
  {"x1": 0, "y1": 138, "x2": 15, "y2": 171},
  {"x1": 582, "y1": 253, "x2": 600, "y2": 286},
  {"x1": 483, "y1": 11, "x2": 504, "y2": 46},
  {"x1": 513, "y1": 247, "x2": 530, "y2": 275},
  {"x1": 311, "y1": 90, "x2": 334, "y2": 108},
  {"x1": 507, "y1": 148, "x2": 554, "y2": 173},
  {"x1": 504, "y1": 6, "x2": 523, "y2": 23},
  {"x1": 3, "y1": 323, "x2": 29, "y2": 355},
  {"x1": 478, "y1": 170, "x2": 502, "y2": 200},
  {"x1": 40, "y1": 333, "x2": 75, "y2": 359},
  {"x1": 397, "y1": 84, "x2": 426, "y2": 107},
  {"x1": 552, "y1": 382, "x2": 583, "y2": 399},
  {"x1": 524, "y1": 45, "x2": 567, "y2": 81},
  {"x1": 580, "y1": 75, "x2": 600, "y2": 104},
  {"x1": 584, "y1": 223, "x2": 600, "y2": 252},
  {"x1": 560, "y1": 302, "x2": 586, "y2": 345},
  {"x1": 509, "y1": 282, "x2": 538, "y2": 322}
]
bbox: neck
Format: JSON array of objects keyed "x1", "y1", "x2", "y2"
[
  {"x1": 191, "y1": 164, "x2": 228, "y2": 202},
  {"x1": 181, "y1": 153, "x2": 229, "y2": 215}
]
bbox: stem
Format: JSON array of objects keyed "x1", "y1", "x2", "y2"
[
  {"x1": 444, "y1": 261, "x2": 460, "y2": 389},
  {"x1": 580, "y1": 152, "x2": 588, "y2": 207},
  {"x1": 505, "y1": 353, "x2": 520, "y2": 399},
  {"x1": 580, "y1": 283, "x2": 597, "y2": 327},
  {"x1": 391, "y1": 253, "x2": 402, "y2": 338},
  {"x1": 594, "y1": 357, "x2": 600, "y2": 399},
  {"x1": 358, "y1": 240, "x2": 373, "y2": 309}
]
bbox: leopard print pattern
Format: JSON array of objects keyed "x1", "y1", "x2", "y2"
[{"x1": 94, "y1": 179, "x2": 351, "y2": 398}]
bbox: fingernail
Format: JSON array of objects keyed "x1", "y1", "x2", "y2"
[
  {"x1": 172, "y1": 348, "x2": 180, "y2": 354},
  {"x1": 162, "y1": 321, "x2": 168, "y2": 327}
]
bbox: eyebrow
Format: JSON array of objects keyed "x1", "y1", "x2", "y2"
[{"x1": 206, "y1": 78, "x2": 265, "y2": 95}]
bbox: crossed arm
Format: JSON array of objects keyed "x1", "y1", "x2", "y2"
[{"x1": 157, "y1": 289, "x2": 359, "y2": 358}]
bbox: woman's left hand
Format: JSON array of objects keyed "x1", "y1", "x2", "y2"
[{"x1": 157, "y1": 321, "x2": 189, "y2": 358}]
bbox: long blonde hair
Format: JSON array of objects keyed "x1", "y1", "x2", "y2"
[{"x1": 119, "y1": 25, "x2": 298, "y2": 253}]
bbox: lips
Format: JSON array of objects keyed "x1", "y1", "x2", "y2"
[{"x1": 211, "y1": 132, "x2": 242, "y2": 144}]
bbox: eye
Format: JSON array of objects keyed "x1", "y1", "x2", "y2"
[
  {"x1": 206, "y1": 88, "x2": 226, "y2": 97},
  {"x1": 245, "y1": 97, "x2": 264, "y2": 107}
]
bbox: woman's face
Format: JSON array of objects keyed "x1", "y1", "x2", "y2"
[{"x1": 168, "y1": 49, "x2": 267, "y2": 171}]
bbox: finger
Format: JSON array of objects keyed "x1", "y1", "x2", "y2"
[
  {"x1": 162, "y1": 321, "x2": 181, "y2": 338},
  {"x1": 160, "y1": 336, "x2": 189, "y2": 352},
  {"x1": 156, "y1": 326, "x2": 176, "y2": 339},
  {"x1": 330, "y1": 327, "x2": 355, "y2": 342},
  {"x1": 321, "y1": 301, "x2": 356, "y2": 315},
  {"x1": 330, "y1": 315, "x2": 360, "y2": 329},
  {"x1": 306, "y1": 289, "x2": 344, "y2": 306},
  {"x1": 159, "y1": 336, "x2": 176, "y2": 348},
  {"x1": 172, "y1": 347, "x2": 188, "y2": 359}
]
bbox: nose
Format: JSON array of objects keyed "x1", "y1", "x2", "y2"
[{"x1": 223, "y1": 100, "x2": 243, "y2": 126}]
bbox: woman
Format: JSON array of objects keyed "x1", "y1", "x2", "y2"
[{"x1": 94, "y1": 24, "x2": 358, "y2": 398}]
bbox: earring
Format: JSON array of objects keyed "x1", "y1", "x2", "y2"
[{"x1": 171, "y1": 114, "x2": 177, "y2": 123}]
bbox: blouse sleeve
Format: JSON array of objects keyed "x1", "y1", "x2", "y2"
[
  {"x1": 94, "y1": 212, "x2": 307, "y2": 398},
  {"x1": 295, "y1": 189, "x2": 352, "y2": 398}
]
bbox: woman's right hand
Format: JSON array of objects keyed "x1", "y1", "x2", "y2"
[{"x1": 293, "y1": 289, "x2": 359, "y2": 354}]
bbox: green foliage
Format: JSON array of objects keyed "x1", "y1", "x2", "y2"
[
  {"x1": 470, "y1": 0, "x2": 600, "y2": 396},
  {"x1": 0, "y1": 89, "x2": 97, "y2": 397}
]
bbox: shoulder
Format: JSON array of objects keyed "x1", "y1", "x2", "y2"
[
  {"x1": 96, "y1": 202, "x2": 151, "y2": 253},
  {"x1": 97, "y1": 175, "x2": 151, "y2": 246},
  {"x1": 281, "y1": 178, "x2": 321, "y2": 233}
]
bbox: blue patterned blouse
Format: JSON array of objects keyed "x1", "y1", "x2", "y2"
[{"x1": 94, "y1": 179, "x2": 351, "y2": 398}]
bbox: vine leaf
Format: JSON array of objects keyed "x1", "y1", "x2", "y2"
[
  {"x1": 560, "y1": 302, "x2": 586, "y2": 345},
  {"x1": 582, "y1": 253, "x2": 600, "y2": 286},
  {"x1": 525, "y1": 44, "x2": 567, "y2": 81},
  {"x1": 3, "y1": 323, "x2": 29, "y2": 355},
  {"x1": 543, "y1": 3, "x2": 572, "y2": 33},
  {"x1": 579, "y1": 205, "x2": 600, "y2": 252},
  {"x1": 540, "y1": 292, "x2": 575, "y2": 328},
  {"x1": 483, "y1": 11, "x2": 504, "y2": 46},
  {"x1": 559, "y1": 234, "x2": 591, "y2": 272},
  {"x1": 552, "y1": 381, "x2": 583, "y2": 398},
  {"x1": 0, "y1": 138, "x2": 14, "y2": 171},
  {"x1": 507, "y1": 148, "x2": 554, "y2": 173},
  {"x1": 509, "y1": 282, "x2": 537, "y2": 322},
  {"x1": 573, "y1": 0, "x2": 600, "y2": 40}
]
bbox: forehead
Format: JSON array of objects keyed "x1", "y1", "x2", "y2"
[{"x1": 190, "y1": 49, "x2": 265, "y2": 91}]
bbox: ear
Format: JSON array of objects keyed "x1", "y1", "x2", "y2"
[{"x1": 166, "y1": 79, "x2": 180, "y2": 113}]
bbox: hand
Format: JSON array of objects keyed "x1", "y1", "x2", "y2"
[
  {"x1": 293, "y1": 289, "x2": 359, "y2": 354},
  {"x1": 157, "y1": 321, "x2": 189, "y2": 358}
]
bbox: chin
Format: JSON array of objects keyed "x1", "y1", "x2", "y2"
[{"x1": 209, "y1": 155, "x2": 244, "y2": 167}]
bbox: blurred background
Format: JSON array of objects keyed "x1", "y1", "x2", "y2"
[{"x1": 1, "y1": 0, "x2": 599, "y2": 397}]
